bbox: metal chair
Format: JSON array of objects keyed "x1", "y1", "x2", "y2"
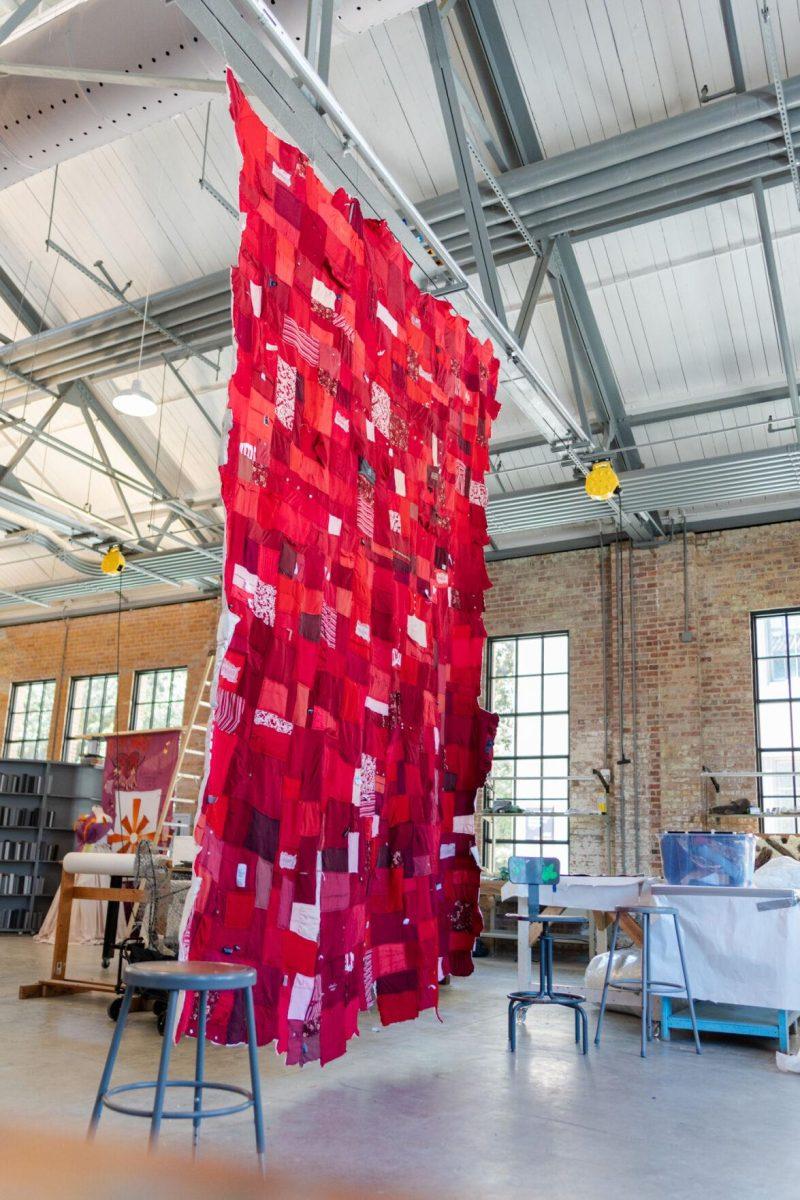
[
  {"x1": 89, "y1": 960, "x2": 266, "y2": 1170},
  {"x1": 594, "y1": 904, "x2": 702, "y2": 1058},
  {"x1": 506, "y1": 856, "x2": 588, "y2": 1055}
]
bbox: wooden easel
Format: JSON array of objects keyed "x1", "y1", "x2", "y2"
[{"x1": 19, "y1": 866, "x2": 147, "y2": 999}]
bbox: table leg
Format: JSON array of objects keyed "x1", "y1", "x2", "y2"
[
  {"x1": 101, "y1": 875, "x2": 122, "y2": 968},
  {"x1": 516, "y1": 895, "x2": 530, "y2": 990}
]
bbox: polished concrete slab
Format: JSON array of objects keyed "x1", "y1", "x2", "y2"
[{"x1": 0, "y1": 937, "x2": 796, "y2": 1199}]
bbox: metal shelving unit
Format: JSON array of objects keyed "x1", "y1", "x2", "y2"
[{"x1": 0, "y1": 759, "x2": 102, "y2": 934}]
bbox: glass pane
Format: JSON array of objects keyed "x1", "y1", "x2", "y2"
[
  {"x1": 107, "y1": 677, "x2": 118, "y2": 704},
  {"x1": 543, "y1": 635, "x2": 568, "y2": 673},
  {"x1": 759, "y1": 702, "x2": 792, "y2": 749},
  {"x1": 491, "y1": 641, "x2": 515, "y2": 677},
  {"x1": 789, "y1": 614, "x2": 800, "y2": 655},
  {"x1": 756, "y1": 615, "x2": 787, "y2": 658},
  {"x1": 43, "y1": 681, "x2": 55, "y2": 704},
  {"x1": 99, "y1": 706, "x2": 116, "y2": 734},
  {"x1": 493, "y1": 845, "x2": 511, "y2": 874},
  {"x1": 521, "y1": 815, "x2": 542, "y2": 840},
  {"x1": 84, "y1": 708, "x2": 101, "y2": 735},
  {"x1": 137, "y1": 673, "x2": 154, "y2": 702},
  {"x1": 491, "y1": 778, "x2": 514, "y2": 801},
  {"x1": 515, "y1": 777, "x2": 541, "y2": 802},
  {"x1": 516, "y1": 716, "x2": 541, "y2": 756},
  {"x1": 790, "y1": 658, "x2": 800, "y2": 700},
  {"x1": 543, "y1": 713, "x2": 569, "y2": 755},
  {"x1": 168, "y1": 699, "x2": 185, "y2": 725},
  {"x1": 493, "y1": 815, "x2": 515, "y2": 840},
  {"x1": 494, "y1": 716, "x2": 515, "y2": 757},
  {"x1": 543, "y1": 674, "x2": 568, "y2": 712},
  {"x1": 172, "y1": 671, "x2": 187, "y2": 699},
  {"x1": 543, "y1": 757, "x2": 568, "y2": 778},
  {"x1": 516, "y1": 676, "x2": 541, "y2": 713},
  {"x1": 541, "y1": 845, "x2": 569, "y2": 874},
  {"x1": 29, "y1": 681, "x2": 43, "y2": 705},
  {"x1": 23, "y1": 712, "x2": 39, "y2": 738},
  {"x1": 759, "y1": 657, "x2": 789, "y2": 700},
  {"x1": 516, "y1": 759, "x2": 542, "y2": 779},
  {"x1": 10, "y1": 711, "x2": 25, "y2": 739},
  {"x1": 89, "y1": 677, "x2": 105, "y2": 706},
  {"x1": 491, "y1": 677, "x2": 514, "y2": 714},
  {"x1": 71, "y1": 679, "x2": 88, "y2": 708},
  {"x1": 517, "y1": 638, "x2": 542, "y2": 675},
  {"x1": 155, "y1": 674, "x2": 171, "y2": 702},
  {"x1": 543, "y1": 778, "x2": 568, "y2": 801},
  {"x1": 492, "y1": 759, "x2": 513, "y2": 778}
]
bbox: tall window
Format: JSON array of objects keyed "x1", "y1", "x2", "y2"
[
  {"x1": 3, "y1": 680, "x2": 56, "y2": 759},
  {"x1": 485, "y1": 633, "x2": 570, "y2": 874},
  {"x1": 753, "y1": 610, "x2": 800, "y2": 833},
  {"x1": 63, "y1": 674, "x2": 118, "y2": 763},
  {"x1": 131, "y1": 667, "x2": 187, "y2": 731}
]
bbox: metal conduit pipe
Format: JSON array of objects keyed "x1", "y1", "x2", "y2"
[
  {"x1": 429, "y1": 121, "x2": 800, "y2": 247},
  {"x1": 417, "y1": 74, "x2": 800, "y2": 224},
  {"x1": 615, "y1": 531, "x2": 627, "y2": 874},
  {"x1": 628, "y1": 540, "x2": 642, "y2": 874}
]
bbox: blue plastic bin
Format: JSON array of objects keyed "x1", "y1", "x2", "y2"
[{"x1": 659, "y1": 831, "x2": 756, "y2": 887}]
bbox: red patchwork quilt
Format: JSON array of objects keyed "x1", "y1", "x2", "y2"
[{"x1": 180, "y1": 73, "x2": 499, "y2": 1065}]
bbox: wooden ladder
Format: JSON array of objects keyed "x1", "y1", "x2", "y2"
[{"x1": 168, "y1": 654, "x2": 214, "y2": 833}]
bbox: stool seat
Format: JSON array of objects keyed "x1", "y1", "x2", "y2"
[{"x1": 123, "y1": 960, "x2": 257, "y2": 992}]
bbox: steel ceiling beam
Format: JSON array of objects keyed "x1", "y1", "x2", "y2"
[
  {"x1": 0, "y1": 61, "x2": 227, "y2": 92},
  {"x1": 0, "y1": 0, "x2": 41, "y2": 47},
  {"x1": 420, "y1": 2, "x2": 506, "y2": 323},
  {"x1": 514, "y1": 239, "x2": 552, "y2": 344}
]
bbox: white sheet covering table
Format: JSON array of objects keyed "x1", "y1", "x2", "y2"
[
  {"x1": 649, "y1": 884, "x2": 800, "y2": 1011},
  {"x1": 500, "y1": 875, "x2": 648, "y2": 990}
]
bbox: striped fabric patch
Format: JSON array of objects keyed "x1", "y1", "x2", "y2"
[
  {"x1": 216, "y1": 690, "x2": 245, "y2": 735},
  {"x1": 282, "y1": 314, "x2": 320, "y2": 365}
]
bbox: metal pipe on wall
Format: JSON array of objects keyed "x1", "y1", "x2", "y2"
[
  {"x1": 628, "y1": 540, "x2": 642, "y2": 873},
  {"x1": 615, "y1": 529, "x2": 627, "y2": 874}
]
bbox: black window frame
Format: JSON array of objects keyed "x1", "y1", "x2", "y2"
[
  {"x1": 3, "y1": 679, "x2": 56, "y2": 760},
  {"x1": 63, "y1": 672, "x2": 119, "y2": 763},
  {"x1": 131, "y1": 666, "x2": 188, "y2": 732},
  {"x1": 752, "y1": 608, "x2": 800, "y2": 833},
  {"x1": 483, "y1": 632, "x2": 570, "y2": 874}
]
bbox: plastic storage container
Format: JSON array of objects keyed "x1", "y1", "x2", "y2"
[{"x1": 659, "y1": 831, "x2": 756, "y2": 887}]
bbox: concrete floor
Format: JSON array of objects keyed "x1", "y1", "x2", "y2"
[{"x1": 0, "y1": 938, "x2": 796, "y2": 1199}]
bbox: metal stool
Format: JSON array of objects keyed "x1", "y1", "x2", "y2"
[
  {"x1": 594, "y1": 905, "x2": 702, "y2": 1058},
  {"x1": 89, "y1": 961, "x2": 266, "y2": 1169},
  {"x1": 505, "y1": 855, "x2": 589, "y2": 1055}
]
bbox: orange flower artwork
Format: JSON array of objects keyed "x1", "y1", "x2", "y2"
[{"x1": 107, "y1": 795, "x2": 156, "y2": 853}]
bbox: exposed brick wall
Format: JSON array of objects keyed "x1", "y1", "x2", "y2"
[
  {"x1": 485, "y1": 522, "x2": 800, "y2": 874},
  {"x1": 2, "y1": 521, "x2": 799, "y2": 874},
  {"x1": 0, "y1": 599, "x2": 218, "y2": 758}
]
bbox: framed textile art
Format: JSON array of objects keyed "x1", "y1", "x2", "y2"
[
  {"x1": 101, "y1": 729, "x2": 182, "y2": 849},
  {"x1": 179, "y1": 73, "x2": 499, "y2": 1066}
]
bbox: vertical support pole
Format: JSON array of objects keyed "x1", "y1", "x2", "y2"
[
  {"x1": 551, "y1": 271, "x2": 592, "y2": 438},
  {"x1": 419, "y1": 2, "x2": 507, "y2": 323},
  {"x1": 752, "y1": 178, "x2": 800, "y2": 443},
  {"x1": 304, "y1": 0, "x2": 334, "y2": 87},
  {"x1": 514, "y1": 239, "x2": 553, "y2": 344}
]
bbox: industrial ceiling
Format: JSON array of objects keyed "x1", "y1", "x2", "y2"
[{"x1": 1, "y1": 0, "x2": 800, "y2": 621}]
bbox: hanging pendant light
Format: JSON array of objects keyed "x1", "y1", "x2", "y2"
[
  {"x1": 585, "y1": 460, "x2": 620, "y2": 501},
  {"x1": 112, "y1": 379, "x2": 157, "y2": 418}
]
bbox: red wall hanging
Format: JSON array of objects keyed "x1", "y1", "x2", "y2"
[{"x1": 180, "y1": 73, "x2": 499, "y2": 1065}]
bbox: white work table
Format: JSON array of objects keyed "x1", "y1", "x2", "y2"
[{"x1": 500, "y1": 875, "x2": 648, "y2": 990}]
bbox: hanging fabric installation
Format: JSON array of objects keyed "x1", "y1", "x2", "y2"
[{"x1": 180, "y1": 74, "x2": 499, "y2": 1065}]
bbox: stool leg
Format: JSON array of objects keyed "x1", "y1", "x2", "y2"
[
  {"x1": 88, "y1": 984, "x2": 135, "y2": 1137},
  {"x1": 508, "y1": 998, "x2": 517, "y2": 1052},
  {"x1": 244, "y1": 985, "x2": 266, "y2": 1173},
  {"x1": 640, "y1": 913, "x2": 649, "y2": 1058},
  {"x1": 193, "y1": 991, "x2": 207, "y2": 1155},
  {"x1": 546, "y1": 932, "x2": 555, "y2": 998},
  {"x1": 574, "y1": 1006, "x2": 580, "y2": 1044},
  {"x1": 645, "y1": 914, "x2": 654, "y2": 1042},
  {"x1": 594, "y1": 915, "x2": 619, "y2": 1046},
  {"x1": 578, "y1": 1005, "x2": 588, "y2": 1055},
  {"x1": 672, "y1": 914, "x2": 702, "y2": 1055},
  {"x1": 149, "y1": 989, "x2": 179, "y2": 1149}
]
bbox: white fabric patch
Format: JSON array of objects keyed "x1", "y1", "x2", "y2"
[
  {"x1": 333, "y1": 411, "x2": 350, "y2": 432},
  {"x1": 290, "y1": 901, "x2": 321, "y2": 942},
  {"x1": 419, "y1": 367, "x2": 432, "y2": 383},
  {"x1": 391, "y1": 648, "x2": 401, "y2": 668},
  {"x1": 365, "y1": 420, "x2": 375, "y2": 442},
  {"x1": 365, "y1": 697, "x2": 389, "y2": 716},
  {"x1": 287, "y1": 973, "x2": 316, "y2": 1020},
  {"x1": 351, "y1": 768, "x2": 362, "y2": 807},
  {"x1": 249, "y1": 281, "x2": 262, "y2": 318},
  {"x1": 407, "y1": 614, "x2": 427, "y2": 648},
  {"x1": 393, "y1": 468, "x2": 406, "y2": 497},
  {"x1": 452, "y1": 814, "x2": 475, "y2": 835},
  {"x1": 432, "y1": 432, "x2": 439, "y2": 466},
  {"x1": 469, "y1": 479, "x2": 488, "y2": 507},
  {"x1": 272, "y1": 162, "x2": 293, "y2": 186},
  {"x1": 240, "y1": 442, "x2": 256, "y2": 461},
  {"x1": 372, "y1": 815, "x2": 380, "y2": 837},
  {"x1": 279, "y1": 851, "x2": 297, "y2": 870},
  {"x1": 248, "y1": 580, "x2": 276, "y2": 626},
  {"x1": 311, "y1": 276, "x2": 337, "y2": 310},
  {"x1": 348, "y1": 831, "x2": 360, "y2": 873},
  {"x1": 389, "y1": 510, "x2": 401, "y2": 533},
  {"x1": 440, "y1": 843, "x2": 456, "y2": 860},
  {"x1": 236, "y1": 862, "x2": 247, "y2": 887},
  {"x1": 232, "y1": 564, "x2": 258, "y2": 595},
  {"x1": 355, "y1": 621, "x2": 371, "y2": 641},
  {"x1": 370, "y1": 382, "x2": 391, "y2": 438},
  {"x1": 254, "y1": 710, "x2": 293, "y2": 734},
  {"x1": 275, "y1": 356, "x2": 297, "y2": 430},
  {"x1": 328, "y1": 514, "x2": 342, "y2": 536},
  {"x1": 376, "y1": 302, "x2": 398, "y2": 335}
]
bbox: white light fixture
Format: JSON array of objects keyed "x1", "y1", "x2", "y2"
[{"x1": 112, "y1": 379, "x2": 157, "y2": 418}]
